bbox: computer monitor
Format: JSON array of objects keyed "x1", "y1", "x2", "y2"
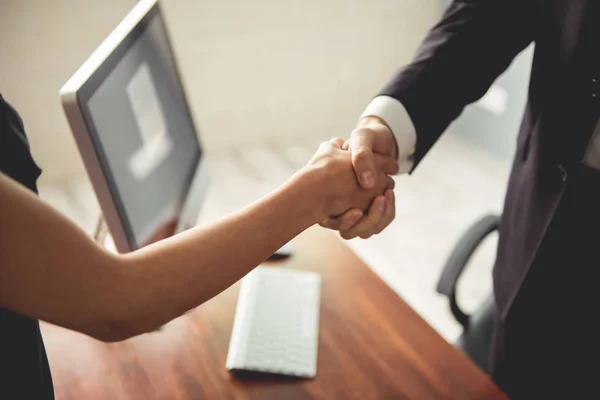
[{"x1": 60, "y1": 0, "x2": 208, "y2": 253}]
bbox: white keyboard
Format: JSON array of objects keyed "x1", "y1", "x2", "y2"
[{"x1": 226, "y1": 266, "x2": 321, "y2": 378}]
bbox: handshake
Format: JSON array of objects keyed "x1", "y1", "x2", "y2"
[{"x1": 295, "y1": 117, "x2": 400, "y2": 239}]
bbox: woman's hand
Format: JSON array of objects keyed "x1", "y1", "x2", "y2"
[{"x1": 298, "y1": 138, "x2": 397, "y2": 223}]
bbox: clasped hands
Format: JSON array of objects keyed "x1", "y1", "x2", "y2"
[{"x1": 305, "y1": 117, "x2": 399, "y2": 239}]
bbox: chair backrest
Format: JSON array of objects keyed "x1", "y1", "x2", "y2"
[
  {"x1": 436, "y1": 215, "x2": 500, "y2": 327},
  {"x1": 436, "y1": 214, "x2": 501, "y2": 374}
]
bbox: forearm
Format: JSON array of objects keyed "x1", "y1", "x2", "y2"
[
  {"x1": 0, "y1": 171, "x2": 319, "y2": 341},
  {"x1": 115, "y1": 172, "x2": 318, "y2": 338},
  {"x1": 377, "y1": 0, "x2": 535, "y2": 166}
]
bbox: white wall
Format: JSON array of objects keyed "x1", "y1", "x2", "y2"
[{"x1": 0, "y1": 0, "x2": 440, "y2": 183}]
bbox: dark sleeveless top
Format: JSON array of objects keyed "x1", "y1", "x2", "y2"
[{"x1": 0, "y1": 93, "x2": 54, "y2": 399}]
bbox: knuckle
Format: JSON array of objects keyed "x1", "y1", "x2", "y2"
[
  {"x1": 353, "y1": 148, "x2": 373, "y2": 165},
  {"x1": 340, "y1": 216, "x2": 357, "y2": 231},
  {"x1": 354, "y1": 145, "x2": 372, "y2": 155}
]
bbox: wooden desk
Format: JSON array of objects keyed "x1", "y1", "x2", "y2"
[{"x1": 42, "y1": 228, "x2": 507, "y2": 400}]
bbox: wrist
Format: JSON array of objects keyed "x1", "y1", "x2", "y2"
[
  {"x1": 357, "y1": 115, "x2": 389, "y2": 130},
  {"x1": 282, "y1": 167, "x2": 328, "y2": 225}
]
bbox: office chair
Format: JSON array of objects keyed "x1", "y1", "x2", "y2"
[{"x1": 436, "y1": 215, "x2": 500, "y2": 374}]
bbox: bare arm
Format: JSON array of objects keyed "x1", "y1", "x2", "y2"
[{"x1": 0, "y1": 140, "x2": 395, "y2": 341}]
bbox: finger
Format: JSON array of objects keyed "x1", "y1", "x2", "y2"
[
  {"x1": 374, "y1": 154, "x2": 400, "y2": 175},
  {"x1": 384, "y1": 175, "x2": 396, "y2": 191},
  {"x1": 375, "y1": 172, "x2": 395, "y2": 192},
  {"x1": 374, "y1": 190, "x2": 396, "y2": 234},
  {"x1": 353, "y1": 196, "x2": 386, "y2": 239},
  {"x1": 329, "y1": 137, "x2": 346, "y2": 148},
  {"x1": 342, "y1": 140, "x2": 350, "y2": 151},
  {"x1": 337, "y1": 209, "x2": 365, "y2": 231},
  {"x1": 318, "y1": 218, "x2": 341, "y2": 230},
  {"x1": 348, "y1": 129, "x2": 377, "y2": 189},
  {"x1": 319, "y1": 209, "x2": 363, "y2": 231},
  {"x1": 340, "y1": 196, "x2": 386, "y2": 240}
]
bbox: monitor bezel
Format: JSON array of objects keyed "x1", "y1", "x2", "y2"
[{"x1": 60, "y1": 0, "x2": 202, "y2": 252}]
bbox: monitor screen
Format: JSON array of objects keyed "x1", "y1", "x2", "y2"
[{"x1": 76, "y1": 4, "x2": 201, "y2": 249}]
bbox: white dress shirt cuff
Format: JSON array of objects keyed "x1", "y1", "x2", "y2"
[{"x1": 361, "y1": 95, "x2": 417, "y2": 174}]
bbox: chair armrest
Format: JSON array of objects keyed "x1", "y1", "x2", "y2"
[{"x1": 436, "y1": 215, "x2": 501, "y2": 327}]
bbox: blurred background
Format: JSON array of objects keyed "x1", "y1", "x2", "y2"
[{"x1": 0, "y1": 0, "x2": 533, "y2": 341}]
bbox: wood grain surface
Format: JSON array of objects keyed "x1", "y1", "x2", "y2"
[{"x1": 42, "y1": 227, "x2": 507, "y2": 400}]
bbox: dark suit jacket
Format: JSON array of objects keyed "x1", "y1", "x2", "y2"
[{"x1": 381, "y1": 0, "x2": 600, "y2": 321}]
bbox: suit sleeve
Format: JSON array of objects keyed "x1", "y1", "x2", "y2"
[{"x1": 379, "y1": 0, "x2": 537, "y2": 168}]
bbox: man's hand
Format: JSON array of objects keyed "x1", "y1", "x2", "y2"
[
  {"x1": 320, "y1": 117, "x2": 399, "y2": 239},
  {"x1": 345, "y1": 116, "x2": 399, "y2": 189}
]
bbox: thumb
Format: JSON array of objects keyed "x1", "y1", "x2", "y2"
[{"x1": 349, "y1": 128, "x2": 377, "y2": 188}]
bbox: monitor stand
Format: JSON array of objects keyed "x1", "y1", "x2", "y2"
[
  {"x1": 93, "y1": 215, "x2": 117, "y2": 254},
  {"x1": 267, "y1": 241, "x2": 295, "y2": 261},
  {"x1": 93, "y1": 214, "x2": 178, "y2": 253}
]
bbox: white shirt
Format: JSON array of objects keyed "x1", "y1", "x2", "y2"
[{"x1": 361, "y1": 96, "x2": 417, "y2": 174}]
